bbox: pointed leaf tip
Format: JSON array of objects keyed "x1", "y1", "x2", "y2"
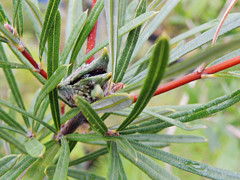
[{"x1": 118, "y1": 34, "x2": 170, "y2": 130}]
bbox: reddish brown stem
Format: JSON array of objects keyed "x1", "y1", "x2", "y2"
[
  {"x1": 60, "y1": 101, "x2": 65, "y2": 115},
  {"x1": 86, "y1": 0, "x2": 98, "y2": 64},
  {"x1": 132, "y1": 55, "x2": 240, "y2": 102},
  {"x1": 22, "y1": 49, "x2": 47, "y2": 79}
]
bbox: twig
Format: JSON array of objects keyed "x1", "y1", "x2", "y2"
[
  {"x1": 212, "y1": 0, "x2": 237, "y2": 45},
  {"x1": 132, "y1": 55, "x2": 240, "y2": 102},
  {"x1": 2, "y1": 23, "x2": 48, "y2": 79},
  {"x1": 21, "y1": 48, "x2": 47, "y2": 79},
  {"x1": 86, "y1": 0, "x2": 98, "y2": 64}
]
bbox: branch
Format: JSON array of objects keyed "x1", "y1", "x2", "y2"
[
  {"x1": 212, "y1": 0, "x2": 237, "y2": 45},
  {"x1": 2, "y1": 23, "x2": 48, "y2": 79},
  {"x1": 86, "y1": 0, "x2": 98, "y2": 64},
  {"x1": 132, "y1": 55, "x2": 240, "y2": 102},
  {"x1": 21, "y1": 48, "x2": 47, "y2": 79}
]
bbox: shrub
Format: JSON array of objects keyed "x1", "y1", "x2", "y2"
[{"x1": 0, "y1": 0, "x2": 240, "y2": 179}]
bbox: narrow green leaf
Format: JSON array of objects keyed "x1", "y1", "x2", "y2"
[
  {"x1": 68, "y1": 0, "x2": 104, "y2": 75},
  {"x1": 170, "y1": 13, "x2": 240, "y2": 63},
  {"x1": 107, "y1": 141, "x2": 120, "y2": 180},
  {"x1": 47, "y1": 11, "x2": 60, "y2": 77},
  {"x1": 45, "y1": 166, "x2": 105, "y2": 180},
  {"x1": 45, "y1": 165, "x2": 55, "y2": 179},
  {"x1": 112, "y1": 105, "x2": 183, "y2": 121},
  {"x1": 118, "y1": 137, "x2": 138, "y2": 163},
  {"x1": 0, "y1": 129, "x2": 26, "y2": 153},
  {"x1": 65, "y1": 0, "x2": 83, "y2": 41},
  {"x1": 121, "y1": 89, "x2": 240, "y2": 134},
  {"x1": 167, "y1": 89, "x2": 240, "y2": 125},
  {"x1": 143, "y1": 110, "x2": 205, "y2": 131},
  {"x1": 29, "y1": 90, "x2": 41, "y2": 131},
  {"x1": 114, "y1": 0, "x2": 146, "y2": 83},
  {"x1": 47, "y1": 11, "x2": 61, "y2": 131},
  {"x1": 0, "y1": 3, "x2": 10, "y2": 23},
  {"x1": 165, "y1": 38, "x2": 240, "y2": 78},
  {"x1": 34, "y1": 65, "x2": 68, "y2": 115},
  {"x1": 118, "y1": 34, "x2": 170, "y2": 131},
  {"x1": 12, "y1": 0, "x2": 23, "y2": 36},
  {"x1": 60, "y1": 11, "x2": 87, "y2": 64},
  {"x1": 101, "y1": 113, "x2": 110, "y2": 121},
  {"x1": 71, "y1": 0, "x2": 83, "y2": 28},
  {"x1": 117, "y1": 154, "x2": 128, "y2": 180},
  {"x1": 53, "y1": 136, "x2": 70, "y2": 180},
  {"x1": 0, "y1": 154, "x2": 19, "y2": 176},
  {"x1": 118, "y1": 143, "x2": 179, "y2": 180},
  {"x1": 69, "y1": 147, "x2": 108, "y2": 166},
  {"x1": 128, "y1": 58, "x2": 148, "y2": 84},
  {"x1": 132, "y1": 0, "x2": 180, "y2": 59},
  {"x1": 170, "y1": 18, "x2": 219, "y2": 45},
  {"x1": 91, "y1": 93, "x2": 133, "y2": 113},
  {"x1": 33, "y1": 96, "x2": 49, "y2": 133},
  {"x1": 124, "y1": 68, "x2": 147, "y2": 85},
  {"x1": 37, "y1": 117, "x2": 54, "y2": 141},
  {"x1": 79, "y1": 141, "x2": 107, "y2": 146},
  {"x1": 69, "y1": 140, "x2": 77, "y2": 152},
  {"x1": 132, "y1": 141, "x2": 240, "y2": 180},
  {"x1": 145, "y1": 104, "x2": 200, "y2": 112},
  {"x1": 24, "y1": 0, "x2": 43, "y2": 26},
  {"x1": 123, "y1": 46, "x2": 153, "y2": 82},
  {"x1": 0, "y1": 98, "x2": 57, "y2": 134},
  {"x1": 68, "y1": 169, "x2": 105, "y2": 180},
  {"x1": 105, "y1": 0, "x2": 118, "y2": 78},
  {"x1": 148, "y1": 0, "x2": 164, "y2": 11},
  {"x1": 0, "y1": 106, "x2": 26, "y2": 132},
  {"x1": 120, "y1": 12, "x2": 156, "y2": 39},
  {"x1": 0, "y1": 35, "x2": 9, "y2": 43},
  {"x1": 24, "y1": 138, "x2": 46, "y2": 158},
  {"x1": 37, "y1": 114, "x2": 55, "y2": 139},
  {"x1": 66, "y1": 133, "x2": 119, "y2": 142},
  {"x1": 39, "y1": 0, "x2": 61, "y2": 60},
  {"x1": 117, "y1": 0, "x2": 127, "y2": 56},
  {"x1": 80, "y1": 11, "x2": 157, "y2": 66},
  {"x1": 141, "y1": 142, "x2": 170, "y2": 148},
  {"x1": 0, "y1": 43, "x2": 30, "y2": 127},
  {"x1": 0, "y1": 124, "x2": 26, "y2": 135},
  {"x1": 66, "y1": 0, "x2": 84, "y2": 64},
  {"x1": 123, "y1": 134, "x2": 207, "y2": 143},
  {"x1": 22, "y1": 141, "x2": 60, "y2": 180},
  {"x1": 74, "y1": 96, "x2": 108, "y2": 135},
  {"x1": 125, "y1": 0, "x2": 138, "y2": 24},
  {"x1": 0, "y1": 155, "x2": 36, "y2": 180},
  {"x1": 60, "y1": 107, "x2": 81, "y2": 124},
  {"x1": 215, "y1": 70, "x2": 240, "y2": 79},
  {"x1": 0, "y1": 61, "x2": 31, "y2": 69}
]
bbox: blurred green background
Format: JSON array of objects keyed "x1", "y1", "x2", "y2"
[{"x1": 0, "y1": 0, "x2": 240, "y2": 179}]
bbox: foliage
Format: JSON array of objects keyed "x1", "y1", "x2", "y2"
[{"x1": 0, "y1": 0, "x2": 240, "y2": 179}]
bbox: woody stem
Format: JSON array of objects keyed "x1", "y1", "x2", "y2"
[
  {"x1": 21, "y1": 48, "x2": 47, "y2": 79},
  {"x1": 132, "y1": 55, "x2": 240, "y2": 102},
  {"x1": 86, "y1": 0, "x2": 98, "y2": 64}
]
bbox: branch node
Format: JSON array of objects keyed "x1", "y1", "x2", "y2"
[
  {"x1": 39, "y1": 62, "x2": 43, "y2": 70},
  {"x1": 196, "y1": 63, "x2": 206, "y2": 73},
  {"x1": 32, "y1": 68, "x2": 41, "y2": 73},
  {"x1": 17, "y1": 44, "x2": 24, "y2": 52},
  {"x1": 201, "y1": 74, "x2": 215, "y2": 79}
]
